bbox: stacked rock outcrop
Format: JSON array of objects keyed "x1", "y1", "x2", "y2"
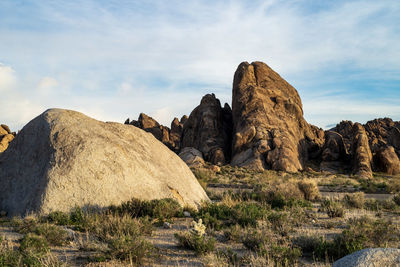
[
  {"x1": 0, "y1": 124, "x2": 15, "y2": 153},
  {"x1": 125, "y1": 113, "x2": 186, "y2": 152},
  {"x1": 124, "y1": 61, "x2": 399, "y2": 177},
  {"x1": 181, "y1": 93, "x2": 233, "y2": 165},
  {"x1": 230, "y1": 61, "x2": 324, "y2": 172}
]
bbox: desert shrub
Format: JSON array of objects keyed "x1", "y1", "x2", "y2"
[
  {"x1": 46, "y1": 211, "x2": 71, "y2": 225},
  {"x1": 175, "y1": 219, "x2": 215, "y2": 255},
  {"x1": 259, "y1": 244, "x2": 301, "y2": 267},
  {"x1": 292, "y1": 235, "x2": 322, "y2": 255},
  {"x1": 387, "y1": 178, "x2": 400, "y2": 193},
  {"x1": 358, "y1": 178, "x2": 388, "y2": 193},
  {"x1": 10, "y1": 216, "x2": 39, "y2": 234},
  {"x1": 267, "y1": 211, "x2": 294, "y2": 236},
  {"x1": 83, "y1": 213, "x2": 155, "y2": 264},
  {"x1": 195, "y1": 203, "x2": 233, "y2": 230},
  {"x1": 107, "y1": 235, "x2": 155, "y2": 263},
  {"x1": 393, "y1": 194, "x2": 400, "y2": 206},
  {"x1": 86, "y1": 213, "x2": 153, "y2": 241},
  {"x1": 244, "y1": 185, "x2": 311, "y2": 210},
  {"x1": 110, "y1": 198, "x2": 182, "y2": 221},
  {"x1": 298, "y1": 179, "x2": 321, "y2": 201},
  {"x1": 214, "y1": 249, "x2": 241, "y2": 266},
  {"x1": 11, "y1": 216, "x2": 69, "y2": 246},
  {"x1": 196, "y1": 202, "x2": 268, "y2": 229},
  {"x1": 314, "y1": 216, "x2": 400, "y2": 261},
  {"x1": 33, "y1": 223, "x2": 69, "y2": 246},
  {"x1": 321, "y1": 200, "x2": 345, "y2": 218},
  {"x1": 70, "y1": 206, "x2": 85, "y2": 226},
  {"x1": 364, "y1": 199, "x2": 397, "y2": 211},
  {"x1": 233, "y1": 202, "x2": 267, "y2": 227},
  {"x1": 345, "y1": 216, "x2": 399, "y2": 247},
  {"x1": 175, "y1": 232, "x2": 215, "y2": 255},
  {"x1": 223, "y1": 224, "x2": 243, "y2": 242},
  {"x1": 343, "y1": 192, "x2": 365, "y2": 209},
  {"x1": 242, "y1": 225, "x2": 301, "y2": 266},
  {"x1": 19, "y1": 233, "x2": 49, "y2": 257}
]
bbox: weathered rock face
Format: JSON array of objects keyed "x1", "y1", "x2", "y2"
[
  {"x1": 181, "y1": 94, "x2": 233, "y2": 165},
  {"x1": 0, "y1": 109, "x2": 209, "y2": 216},
  {"x1": 0, "y1": 124, "x2": 15, "y2": 153},
  {"x1": 365, "y1": 118, "x2": 400, "y2": 154},
  {"x1": 325, "y1": 121, "x2": 373, "y2": 178},
  {"x1": 333, "y1": 248, "x2": 400, "y2": 267},
  {"x1": 179, "y1": 147, "x2": 205, "y2": 168},
  {"x1": 374, "y1": 146, "x2": 400, "y2": 175},
  {"x1": 231, "y1": 61, "x2": 324, "y2": 172},
  {"x1": 126, "y1": 113, "x2": 185, "y2": 152},
  {"x1": 352, "y1": 123, "x2": 373, "y2": 178}
]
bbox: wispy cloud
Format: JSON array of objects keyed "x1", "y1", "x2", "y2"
[{"x1": 0, "y1": 0, "x2": 399, "y2": 130}]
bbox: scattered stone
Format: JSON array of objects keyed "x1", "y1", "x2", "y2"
[
  {"x1": 0, "y1": 109, "x2": 209, "y2": 216},
  {"x1": 178, "y1": 147, "x2": 205, "y2": 168},
  {"x1": 163, "y1": 222, "x2": 172, "y2": 229},
  {"x1": 183, "y1": 211, "x2": 191, "y2": 217},
  {"x1": 333, "y1": 248, "x2": 400, "y2": 267},
  {"x1": 210, "y1": 165, "x2": 221, "y2": 172}
]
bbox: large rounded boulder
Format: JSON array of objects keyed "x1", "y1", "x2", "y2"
[{"x1": 0, "y1": 109, "x2": 209, "y2": 216}]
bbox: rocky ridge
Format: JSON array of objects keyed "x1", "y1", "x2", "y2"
[{"x1": 126, "y1": 61, "x2": 400, "y2": 177}]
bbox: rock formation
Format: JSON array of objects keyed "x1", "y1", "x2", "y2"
[
  {"x1": 365, "y1": 118, "x2": 400, "y2": 154},
  {"x1": 120, "y1": 61, "x2": 399, "y2": 177},
  {"x1": 125, "y1": 113, "x2": 185, "y2": 152},
  {"x1": 181, "y1": 94, "x2": 233, "y2": 165},
  {"x1": 0, "y1": 109, "x2": 209, "y2": 216},
  {"x1": 373, "y1": 146, "x2": 400, "y2": 175},
  {"x1": 230, "y1": 61, "x2": 324, "y2": 172},
  {"x1": 322, "y1": 121, "x2": 373, "y2": 178},
  {"x1": 0, "y1": 124, "x2": 15, "y2": 153},
  {"x1": 179, "y1": 147, "x2": 205, "y2": 168}
]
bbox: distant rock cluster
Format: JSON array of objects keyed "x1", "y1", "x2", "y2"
[
  {"x1": 126, "y1": 61, "x2": 400, "y2": 177},
  {"x1": 0, "y1": 124, "x2": 15, "y2": 153}
]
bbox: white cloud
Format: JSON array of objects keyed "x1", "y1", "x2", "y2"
[
  {"x1": 0, "y1": 63, "x2": 17, "y2": 92},
  {"x1": 37, "y1": 77, "x2": 58, "y2": 95},
  {"x1": 0, "y1": 1, "x2": 398, "y2": 130}
]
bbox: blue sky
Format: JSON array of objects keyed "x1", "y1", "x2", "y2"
[{"x1": 0, "y1": 0, "x2": 399, "y2": 130}]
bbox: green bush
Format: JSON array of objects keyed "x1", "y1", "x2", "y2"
[
  {"x1": 298, "y1": 179, "x2": 321, "y2": 201},
  {"x1": 293, "y1": 235, "x2": 322, "y2": 255},
  {"x1": 321, "y1": 200, "x2": 345, "y2": 218},
  {"x1": 107, "y1": 235, "x2": 155, "y2": 264},
  {"x1": 34, "y1": 224, "x2": 69, "y2": 246},
  {"x1": 393, "y1": 194, "x2": 400, "y2": 206},
  {"x1": 343, "y1": 192, "x2": 365, "y2": 209},
  {"x1": 174, "y1": 232, "x2": 215, "y2": 255},
  {"x1": 19, "y1": 233, "x2": 49, "y2": 257},
  {"x1": 196, "y1": 202, "x2": 268, "y2": 229},
  {"x1": 259, "y1": 244, "x2": 301, "y2": 267},
  {"x1": 314, "y1": 216, "x2": 400, "y2": 261},
  {"x1": 233, "y1": 202, "x2": 267, "y2": 227},
  {"x1": 267, "y1": 211, "x2": 294, "y2": 236},
  {"x1": 46, "y1": 211, "x2": 71, "y2": 225},
  {"x1": 110, "y1": 198, "x2": 182, "y2": 221}
]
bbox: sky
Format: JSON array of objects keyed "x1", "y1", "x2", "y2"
[{"x1": 0, "y1": 0, "x2": 399, "y2": 131}]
